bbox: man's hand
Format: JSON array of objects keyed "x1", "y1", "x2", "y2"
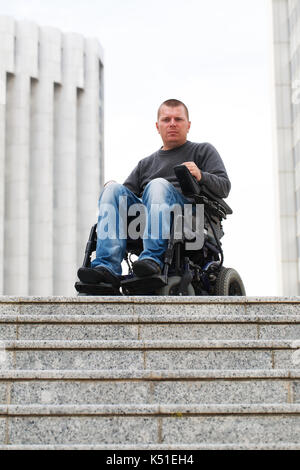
[{"x1": 182, "y1": 162, "x2": 202, "y2": 181}]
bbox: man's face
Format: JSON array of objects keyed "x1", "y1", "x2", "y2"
[{"x1": 156, "y1": 105, "x2": 191, "y2": 150}]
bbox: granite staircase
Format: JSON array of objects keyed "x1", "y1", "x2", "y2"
[{"x1": 0, "y1": 296, "x2": 299, "y2": 449}]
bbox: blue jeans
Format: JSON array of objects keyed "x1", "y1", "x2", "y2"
[{"x1": 91, "y1": 178, "x2": 192, "y2": 275}]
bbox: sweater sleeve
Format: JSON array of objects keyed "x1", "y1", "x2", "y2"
[
  {"x1": 123, "y1": 161, "x2": 142, "y2": 196},
  {"x1": 197, "y1": 143, "x2": 231, "y2": 198}
]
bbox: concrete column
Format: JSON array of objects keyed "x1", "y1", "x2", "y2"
[
  {"x1": 0, "y1": 16, "x2": 104, "y2": 296},
  {"x1": 53, "y1": 33, "x2": 84, "y2": 295},
  {"x1": 29, "y1": 27, "x2": 61, "y2": 295},
  {"x1": 289, "y1": 1, "x2": 300, "y2": 292},
  {"x1": 76, "y1": 38, "x2": 104, "y2": 268},
  {"x1": 272, "y1": 0, "x2": 298, "y2": 295},
  {"x1": 0, "y1": 73, "x2": 6, "y2": 295},
  {"x1": 4, "y1": 20, "x2": 38, "y2": 295},
  {"x1": 0, "y1": 16, "x2": 14, "y2": 295}
]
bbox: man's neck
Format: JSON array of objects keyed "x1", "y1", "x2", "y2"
[{"x1": 162, "y1": 140, "x2": 187, "y2": 151}]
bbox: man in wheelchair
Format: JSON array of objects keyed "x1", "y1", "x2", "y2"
[{"x1": 76, "y1": 99, "x2": 245, "y2": 296}]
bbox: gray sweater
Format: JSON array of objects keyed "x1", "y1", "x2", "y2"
[{"x1": 123, "y1": 140, "x2": 231, "y2": 199}]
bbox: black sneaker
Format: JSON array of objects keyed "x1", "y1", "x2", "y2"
[
  {"x1": 77, "y1": 266, "x2": 120, "y2": 287},
  {"x1": 132, "y1": 259, "x2": 161, "y2": 277}
]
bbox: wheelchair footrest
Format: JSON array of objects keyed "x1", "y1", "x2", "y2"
[
  {"x1": 74, "y1": 281, "x2": 120, "y2": 296},
  {"x1": 121, "y1": 274, "x2": 167, "y2": 294}
]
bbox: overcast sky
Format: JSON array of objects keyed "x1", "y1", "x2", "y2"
[{"x1": 0, "y1": 0, "x2": 278, "y2": 295}]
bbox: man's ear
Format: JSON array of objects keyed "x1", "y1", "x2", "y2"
[
  {"x1": 187, "y1": 121, "x2": 191, "y2": 132},
  {"x1": 156, "y1": 122, "x2": 160, "y2": 133}
]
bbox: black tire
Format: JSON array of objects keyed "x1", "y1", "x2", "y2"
[
  {"x1": 156, "y1": 276, "x2": 195, "y2": 296},
  {"x1": 214, "y1": 267, "x2": 246, "y2": 296}
]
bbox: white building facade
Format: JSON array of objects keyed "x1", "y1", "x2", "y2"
[
  {"x1": 0, "y1": 16, "x2": 104, "y2": 296},
  {"x1": 272, "y1": 0, "x2": 300, "y2": 294}
]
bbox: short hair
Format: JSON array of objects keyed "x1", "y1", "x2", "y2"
[{"x1": 157, "y1": 99, "x2": 189, "y2": 121}]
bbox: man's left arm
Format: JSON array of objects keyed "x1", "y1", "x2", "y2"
[{"x1": 183, "y1": 143, "x2": 231, "y2": 198}]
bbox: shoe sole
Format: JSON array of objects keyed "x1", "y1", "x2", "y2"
[
  {"x1": 77, "y1": 268, "x2": 105, "y2": 284},
  {"x1": 77, "y1": 267, "x2": 120, "y2": 287},
  {"x1": 132, "y1": 262, "x2": 161, "y2": 278}
]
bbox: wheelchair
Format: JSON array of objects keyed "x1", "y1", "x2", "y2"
[{"x1": 75, "y1": 165, "x2": 246, "y2": 296}]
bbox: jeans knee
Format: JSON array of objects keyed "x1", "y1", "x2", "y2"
[
  {"x1": 99, "y1": 182, "x2": 124, "y2": 203},
  {"x1": 144, "y1": 178, "x2": 170, "y2": 193},
  {"x1": 147, "y1": 178, "x2": 169, "y2": 186},
  {"x1": 142, "y1": 179, "x2": 173, "y2": 205}
]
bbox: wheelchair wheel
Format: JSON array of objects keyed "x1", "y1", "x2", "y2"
[
  {"x1": 156, "y1": 276, "x2": 195, "y2": 296},
  {"x1": 214, "y1": 267, "x2": 246, "y2": 296}
]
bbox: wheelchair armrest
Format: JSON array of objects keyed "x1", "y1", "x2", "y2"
[
  {"x1": 173, "y1": 164, "x2": 232, "y2": 217},
  {"x1": 174, "y1": 164, "x2": 201, "y2": 196},
  {"x1": 200, "y1": 186, "x2": 233, "y2": 215}
]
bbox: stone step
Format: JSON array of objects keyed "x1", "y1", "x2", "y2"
[
  {"x1": 0, "y1": 314, "x2": 300, "y2": 341},
  {"x1": 1, "y1": 296, "x2": 300, "y2": 318},
  {"x1": 0, "y1": 339, "x2": 299, "y2": 370},
  {"x1": 0, "y1": 404, "x2": 299, "y2": 446},
  {"x1": 0, "y1": 369, "x2": 299, "y2": 405},
  {"x1": 0, "y1": 296, "x2": 299, "y2": 448},
  {"x1": 1, "y1": 314, "x2": 300, "y2": 321},
  {"x1": 0, "y1": 443, "x2": 299, "y2": 449}
]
